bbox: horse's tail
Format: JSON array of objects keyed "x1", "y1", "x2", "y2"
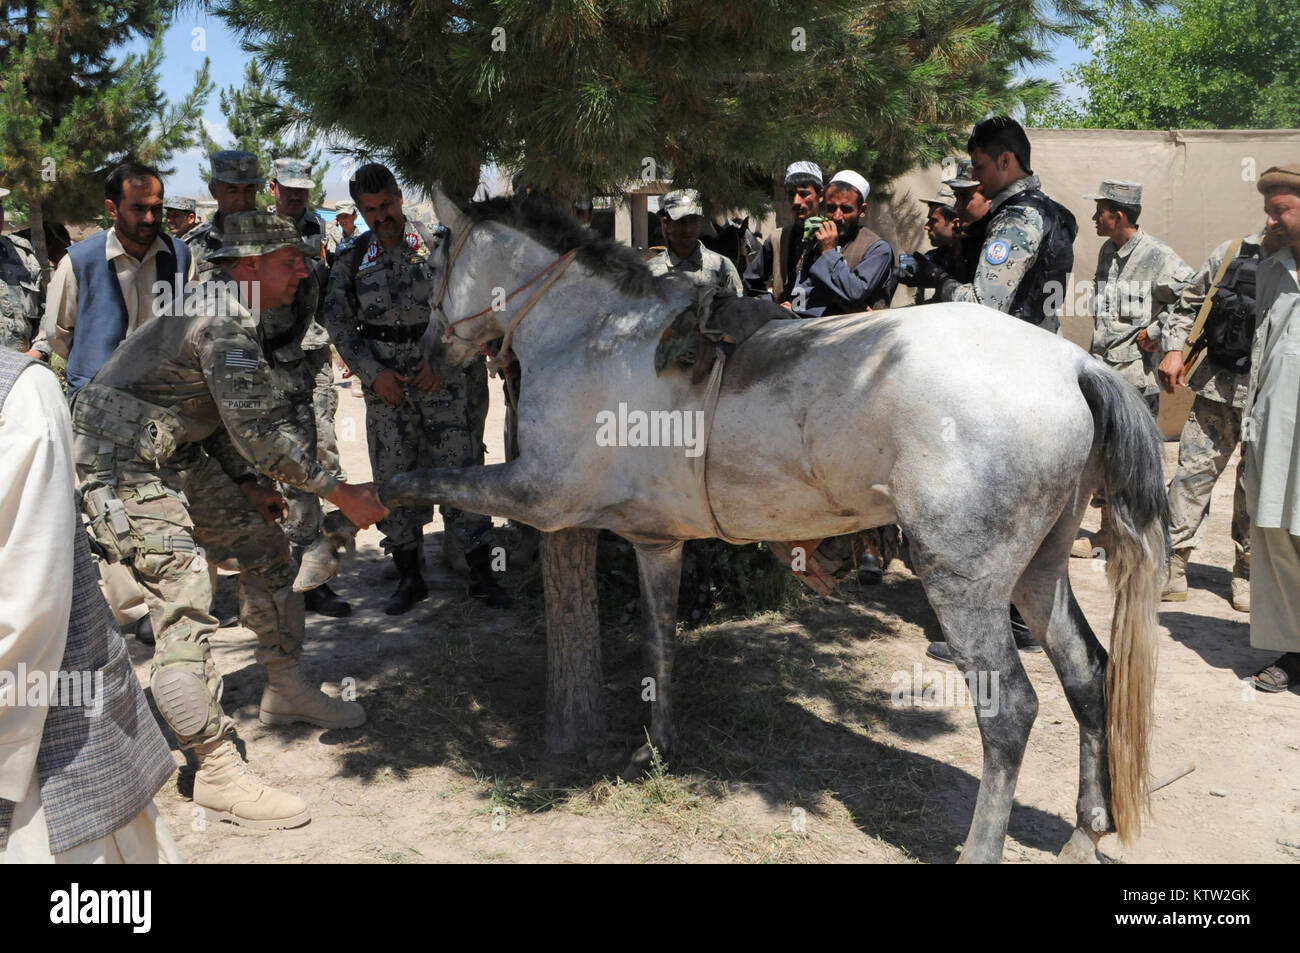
[{"x1": 1077, "y1": 359, "x2": 1169, "y2": 845}]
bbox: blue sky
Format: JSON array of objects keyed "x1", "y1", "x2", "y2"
[{"x1": 133, "y1": 14, "x2": 1088, "y2": 202}]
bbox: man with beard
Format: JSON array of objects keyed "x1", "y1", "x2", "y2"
[
  {"x1": 783, "y1": 170, "x2": 897, "y2": 316},
  {"x1": 38, "y1": 163, "x2": 191, "y2": 398},
  {"x1": 323, "y1": 163, "x2": 508, "y2": 614},
  {"x1": 744, "y1": 161, "x2": 824, "y2": 304}
]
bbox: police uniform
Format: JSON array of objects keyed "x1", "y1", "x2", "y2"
[
  {"x1": 939, "y1": 173, "x2": 1078, "y2": 333},
  {"x1": 323, "y1": 217, "x2": 494, "y2": 566},
  {"x1": 1160, "y1": 231, "x2": 1265, "y2": 601},
  {"x1": 1084, "y1": 181, "x2": 1194, "y2": 415},
  {"x1": 0, "y1": 221, "x2": 45, "y2": 353}
]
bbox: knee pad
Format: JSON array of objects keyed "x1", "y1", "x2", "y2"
[{"x1": 151, "y1": 641, "x2": 221, "y2": 740}]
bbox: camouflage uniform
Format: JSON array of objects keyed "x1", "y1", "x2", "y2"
[
  {"x1": 939, "y1": 173, "x2": 1077, "y2": 333},
  {"x1": 267, "y1": 193, "x2": 346, "y2": 550},
  {"x1": 646, "y1": 241, "x2": 743, "y2": 298},
  {"x1": 1089, "y1": 228, "x2": 1194, "y2": 416},
  {"x1": 323, "y1": 218, "x2": 493, "y2": 557},
  {"x1": 0, "y1": 232, "x2": 44, "y2": 353},
  {"x1": 71, "y1": 225, "x2": 336, "y2": 749},
  {"x1": 1159, "y1": 232, "x2": 1263, "y2": 579}
]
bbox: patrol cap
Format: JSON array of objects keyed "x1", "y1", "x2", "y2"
[
  {"x1": 920, "y1": 184, "x2": 956, "y2": 207},
  {"x1": 208, "y1": 211, "x2": 304, "y2": 259},
  {"x1": 828, "y1": 170, "x2": 870, "y2": 202},
  {"x1": 784, "y1": 161, "x2": 823, "y2": 188},
  {"x1": 210, "y1": 150, "x2": 264, "y2": 185},
  {"x1": 164, "y1": 196, "x2": 196, "y2": 213},
  {"x1": 660, "y1": 188, "x2": 704, "y2": 221},
  {"x1": 1257, "y1": 164, "x2": 1300, "y2": 195},
  {"x1": 944, "y1": 159, "x2": 978, "y2": 189},
  {"x1": 272, "y1": 157, "x2": 314, "y2": 189},
  {"x1": 1083, "y1": 179, "x2": 1143, "y2": 205},
  {"x1": 334, "y1": 200, "x2": 358, "y2": 215}
]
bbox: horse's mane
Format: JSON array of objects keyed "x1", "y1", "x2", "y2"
[{"x1": 465, "y1": 195, "x2": 663, "y2": 299}]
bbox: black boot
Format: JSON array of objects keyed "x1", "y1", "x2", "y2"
[
  {"x1": 305, "y1": 582, "x2": 352, "y2": 618},
  {"x1": 1010, "y1": 605, "x2": 1041, "y2": 652},
  {"x1": 466, "y1": 545, "x2": 511, "y2": 609},
  {"x1": 384, "y1": 547, "x2": 429, "y2": 615},
  {"x1": 134, "y1": 615, "x2": 155, "y2": 646}
]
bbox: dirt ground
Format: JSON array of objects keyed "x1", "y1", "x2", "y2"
[{"x1": 135, "y1": 371, "x2": 1300, "y2": 864}]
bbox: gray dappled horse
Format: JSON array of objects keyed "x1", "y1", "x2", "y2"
[{"x1": 386, "y1": 188, "x2": 1169, "y2": 864}]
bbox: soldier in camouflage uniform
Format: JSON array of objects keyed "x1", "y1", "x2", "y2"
[
  {"x1": 925, "y1": 118, "x2": 1078, "y2": 334},
  {"x1": 72, "y1": 212, "x2": 387, "y2": 829},
  {"x1": 164, "y1": 195, "x2": 196, "y2": 239},
  {"x1": 647, "y1": 189, "x2": 743, "y2": 298},
  {"x1": 1084, "y1": 179, "x2": 1194, "y2": 418},
  {"x1": 1155, "y1": 227, "x2": 1279, "y2": 611},
  {"x1": 323, "y1": 162, "x2": 507, "y2": 614},
  {"x1": 268, "y1": 157, "x2": 351, "y2": 616},
  {"x1": 0, "y1": 184, "x2": 46, "y2": 355},
  {"x1": 325, "y1": 200, "x2": 360, "y2": 262}
]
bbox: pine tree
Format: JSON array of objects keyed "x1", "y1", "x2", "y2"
[
  {"x1": 198, "y1": 60, "x2": 326, "y2": 209},
  {"x1": 0, "y1": 1, "x2": 212, "y2": 272},
  {"x1": 212, "y1": 0, "x2": 1101, "y2": 209}
]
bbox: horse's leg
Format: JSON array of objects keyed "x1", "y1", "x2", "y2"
[
  {"x1": 622, "y1": 540, "x2": 684, "y2": 779},
  {"x1": 382, "y1": 460, "x2": 569, "y2": 530},
  {"x1": 906, "y1": 524, "x2": 1039, "y2": 864},
  {"x1": 1013, "y1": 498, "x2": 1114, "y2": 863}
]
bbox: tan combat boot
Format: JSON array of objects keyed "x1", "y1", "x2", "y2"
[
  {"x1": 1161, "y1": 548, "x2": 1191, "y2": 602},
  {"x1": 259, "y1": 657, "x2": 366, "y2": 729},
  {"x1": 193, "y1": 737, "x2": 310, "y2": 830},
  {"x1": 1231, "y1": 577, "x2": 1250, "y2": 613}
]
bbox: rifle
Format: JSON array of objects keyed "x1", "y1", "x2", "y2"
[{"x1": 1181, "y1": 237, "x2": 1244, "y2": 379}]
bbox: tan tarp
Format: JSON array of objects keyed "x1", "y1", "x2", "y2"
[{"x1": 866, "y1": 128, "x2": 1300, "y2": 436}]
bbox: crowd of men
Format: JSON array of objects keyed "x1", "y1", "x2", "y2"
[{"x1": 1, "y1": 113, "x2": 1299, "y2": 861}]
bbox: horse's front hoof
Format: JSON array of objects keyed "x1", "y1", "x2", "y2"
[{"x1": 619, "y1": 743, "x2": 655, "y2": 782}]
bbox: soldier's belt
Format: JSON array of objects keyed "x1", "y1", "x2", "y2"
[{"x1": 358, "y1": 321, "x2": 428, "y2": 343}]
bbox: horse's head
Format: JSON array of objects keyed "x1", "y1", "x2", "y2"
[{"x1": 427, "y1": 183, "x2": 513, "y2": 367}]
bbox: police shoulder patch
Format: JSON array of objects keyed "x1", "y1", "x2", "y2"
[{"x1": 985, "y1": 240, "x2": 1011, "y2": 265}]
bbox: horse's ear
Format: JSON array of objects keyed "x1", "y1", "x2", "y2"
[
  {"x1": 431, "y1": 181, "x2": 469, "y2": 234},
  {"x1": 740, "y1": 216, "x2": 749, "y2": 231}
]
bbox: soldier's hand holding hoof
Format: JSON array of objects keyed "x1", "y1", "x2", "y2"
[
  {"x1": 240, "y1": 481, "x2": 289, "y2": 524},
  {"x1": 373, "y1": 368, "x2": 407, "y2": 406},
  {"x1": 411, "y1": 358, "x2": 443, "y2": 394},
  {"x1": 328, "y1": 482, "x2": 389, "y2": 529}
]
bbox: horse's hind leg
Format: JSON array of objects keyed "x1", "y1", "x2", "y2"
[
  {"x1": 908, "y1": 541, "x2": 1038, "y2": 862},
  {"x1": 622, "y1": 540, "x2": 684, "y2": 780},
  {"x1": 1013, "y1": 501, "x2": 1113, "y2": 863}
]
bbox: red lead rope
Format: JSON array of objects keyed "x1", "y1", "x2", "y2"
[{"x1": 441, "y1": 249, "x2": 578, "y2": 343}]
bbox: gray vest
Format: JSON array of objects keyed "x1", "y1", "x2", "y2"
[{"x1": 0, "y1": 350, "x2": 175, "y2": 855}]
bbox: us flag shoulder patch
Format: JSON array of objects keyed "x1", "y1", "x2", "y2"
[{"x1": 223, "y1": 348, "x2": 260, "y2": 371}]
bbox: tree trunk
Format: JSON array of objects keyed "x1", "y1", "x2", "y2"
[
  {"x1": 541, "y1": 527, "x2": 605, "y2": 754},
  {"x1": 28, "y1": 195, "x2": 49, "y2": 281}
]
